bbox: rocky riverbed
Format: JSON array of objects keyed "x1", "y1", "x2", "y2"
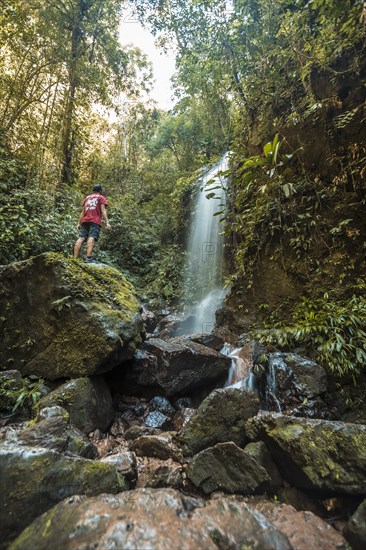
[{"x1": 1, "y1": 254, "x2": 365, "y2": 549}]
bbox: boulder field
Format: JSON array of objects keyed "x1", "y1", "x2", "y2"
[{"x1": 0, "y1": 253, "x2": 365, "y2": 549}]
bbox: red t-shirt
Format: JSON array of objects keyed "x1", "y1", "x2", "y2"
[{"x1": 81, "y1": 193, "x2": 108, "y2": 226}]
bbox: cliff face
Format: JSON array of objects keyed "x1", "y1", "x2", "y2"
[{"x1": 220, "y1": 49, "x2": 366, "y2": 336}]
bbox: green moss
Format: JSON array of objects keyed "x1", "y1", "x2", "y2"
[{"x1": 45, "y1": 253, "x2": 138, "y2": 315}]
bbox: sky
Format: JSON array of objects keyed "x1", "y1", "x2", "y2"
[{"x1": 119, "y1": 9, "x2": 177, "y2": 110}]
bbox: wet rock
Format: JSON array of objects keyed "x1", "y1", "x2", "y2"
[
  {"x1": 38, "y1": 377, "x2": 114, "y2": 434},
  {"x1": 246, "y1": 413, "x2": 366, "y2": 494},
  {"x1": 244, "y1": 441, "x2": 283, "y2": 492},
  {"x1": 251, "y1": 501, "x2": 347, "y2": 550},
  {"x1": 144, "y1": 410, "x2": 169, "y2": 428},
  {"x1": 260, "y1": 352, "x2": 327, "y2": 412},
  {"x1": 0, "y1": 443, "x2": 126, "y2": 547},
  {"x1": 125, "y1": 338, "x2": 231, "y2": 396},
  {"x1": 170, "y1": 408, "x2": 196, "y2": 431},
  {"x1": 100, "y1": 451, "x2": 137, "y2": 479},
  {"x1": 11, "y1": 488, "x2": 291, "y2": 550},
  {"x1": 124, "y1": 425, "x2": 161, "y2": 440},
  {"x1": 149, "y1": 395, "x2": 175, "y2": 415},
  {"x1": 141, "y1": 306, "x2": 158, "y2": 332},
  {"x1": 344, "y1": 499, "x2": 366, "y2": 550},
  {"x1": 136, "y1": 458, "x2": 183, "y2": 489},
  {"x1": 109, "y1": 416, "x2": 126, "y2": 437},
  {"x1": 174, "y1": 396, "x2": 194, "y2": 409},
  {"x1": 130, "y1": 432, "x2": 183, "y2": 462},
  {"x1": 0, "y1": 253, "x2": 143, "y2": 379},
  {"x1": 179, "y1": 386, "x2": 260, "y2": 455},
  {"x1": 38, "y1": 406, "x2": 69, "y2": 422},
  {"x1": 187, "y1": 441, "x2": 270, "y2": 495},
  {"x1": 17, "y1": 416, "x2": 97, "y2": 458},
  {"x1": 181, "y1": 332, "x2": 226, "y2": 351}
]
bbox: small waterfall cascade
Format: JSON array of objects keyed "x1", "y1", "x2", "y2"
[
  {"x1": 180, "y1": 153, "x2": 230, "y2": 335},
  {"x1": 221, "y1": 344, "x2": 256, "y2": 390}
]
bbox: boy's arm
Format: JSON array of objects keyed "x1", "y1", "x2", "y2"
[
  {"x1": 101, "y1": 204, "x2": 111, "y2": 228},
  {"x1": 77, "y1": 209, "x2": 84, "y2": 229}
]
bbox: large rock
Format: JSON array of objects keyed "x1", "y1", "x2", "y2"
[
  {"x1": 246, "y1": 413, "x2": 366, "y2": 494},
  {"x1": 0, "y1": 253, "x2": 143, "y2": 379},
  {"x1": 259, "y1": 352, "x2": 327, "y2": 412},
  {"x1": 37, "y1": 377, "x2": 114, "y2": 433},
  {"x1": 244, "y1": 441, "x2": 283, "y2": 492},
  {"x1": 0, "y1": 444, "x2": 126, "y2": 547},
  {"x1": 344, "y1": 499, "x2": 366, "y2": 550},
  {"x1": 251, "y1": 501, "x2": 347, "y2": 550},
  {"x1": 187, "y1": 442, "x2": 270, "y2": 495},
  {"x1": 16, "y1": 416, "x2": 97, "y2": 458},
  {"x1": 179, "y1": 386, "x2": 260, "y2": 455},
  {"x1": 11, "y1": 488, "x2": 291, "y2": 550},
  {"x1": 125, "y1": 338, "x2": 231, "y2": 396},
  {"x1": 130, "y1": 432, "x2": 183, "y2": 462}
]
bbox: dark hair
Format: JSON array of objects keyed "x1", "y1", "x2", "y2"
[{"x1": 93, "y1": 183, "x2": 103, "y2": 193}]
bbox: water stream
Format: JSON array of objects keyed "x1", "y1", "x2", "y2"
[{"x1": 180, "y1": 153, "x2": 229, "y2": 335}]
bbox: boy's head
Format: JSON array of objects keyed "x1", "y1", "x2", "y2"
[{"x1": 93, "y1": 183, "x2": 103, "y2": 193}]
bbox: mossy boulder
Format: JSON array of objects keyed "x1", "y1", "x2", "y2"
[
  {"x1": 37, "y1": 377, "x2": 114, "y2": 434},
  {"x1": 246, "y1": 413, "x2": 366, "y2": 495},
  {"x1": 0, "y1": 443, "x2": 126, "y2": 548},
  {"x1": 187, "y1": 442, "x2": 271, "y2": 495},
  {"x1": 10, "y1": 488, "x2": 291, "y2": 550},
  {"x1": 0, "y1": 253, "x2": 143, "y2": 379},
  {"x1": 179, "y1": 386, "x2": 260, "y2": 456}
]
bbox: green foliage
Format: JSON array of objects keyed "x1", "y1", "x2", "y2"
[
  {"x1": 0, "y1": 374, "x2": 48, "y2": 414},
  {"x1": 255, "y1": 289, "x2": 366, "y2": 377}
]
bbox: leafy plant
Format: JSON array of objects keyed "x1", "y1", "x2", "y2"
[
  {"x1": 11, "y1": 375, "x2": 48, "y2": 413},
  {"x1": 255, "y1": 290, "x2": 366, "y2": 377}
]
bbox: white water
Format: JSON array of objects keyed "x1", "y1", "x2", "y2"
[
  {"x1": 222, "y1": 344, "x2": 256, "y2": 390},
  {"x1": 180, "y1": 153, "x2": 229, "y2": 335}
]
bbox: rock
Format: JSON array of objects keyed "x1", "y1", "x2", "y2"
[
  {"x1": 174, "y1": 397, "x2": 194, "y2": 409},
  {"x1": 149, "y1": 395, "x2": 175, "y2": 415},
  {"x1": 169, "y1": 408, "x2": 196, "y2": 431},
  {"x1": 0, "y1": 444, "x2": 126, "y2": 547},
  {"x1": 260, "y1": 352, "x2": 327, "y2": 412},
  {"x1": 38, "y1": 406, "x2": 69, "y2": 422},
  {"x1": 251, "y1": 501, "x2": 347, "y2": 550},
  {"x1": 246, "y1": 413, "x2": 366, "y2": 494},
  {"x1": 244, "y1": 441, "x2": 283, "y2": 491},
  {"x1": 144, "y1": 410, "x2": 169, "y2": 428},
  {"x1": 180, "y1": 332, "x2": 226, "y2": 351},
  {"x1": 141, "y1": 306, "x2": 158, "y2": 332},
  {"x1": 109, "y1": 416, "x2": 126, "y2": 437},
  {"x1": 179, "y1": 386, "x2": 260, "y2": 455},
  {"x1": 17, "y1": 416, "x2": 97, "y2": 458},
  {"x1": 11, "y1": 488, "x2": 291, "y2": 550},
  {"x1": 344, "y1": 499, "x2": 366, "y2": 550},
  {"x1": 125, "y1": 338, "x2": 231, "y2": 396},
  {"x1": 100, "y1": 451, "x2": 137, "y2": 479},
  {"x1": 38, "y1": 377, "x2": 114, "y2": 434},
  {"x1": 124, "y1": 425, "x2": 161, "y2": 440},
  {"x1": 0, "y1": 253, "x2": 143, "y2": 380},
  {"x1": 278, "y1": 486, "x2": 326, "y2": 516},
  {"x1": 187, "y1": 442, "x2": 270, "y2": 495},
  {"x1": 136, "y1": 458, "x2": 183, "y2": 489},
  {"x1": 130, "y1": 432, "x2": 183, "y2": 462}
]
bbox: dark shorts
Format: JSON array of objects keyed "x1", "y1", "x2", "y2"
[{"x1": 79, "y1": 222, "x2": 101, "y2": 241}]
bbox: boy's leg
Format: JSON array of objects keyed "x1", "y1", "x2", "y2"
[
  {"x1": 74, "y1": 237, "x2": 86, "y2": 258},
  {"x1": 86, "y1": 237, "x2": 95, "y2": 258}
]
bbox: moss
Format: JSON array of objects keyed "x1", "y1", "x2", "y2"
[{"x1": 45, "y1": 253, "x2": 138, "y2": 315}]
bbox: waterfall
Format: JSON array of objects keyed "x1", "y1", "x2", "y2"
[
  {"x1": 222, "y1": 345, "x2": 256, "y2": 391},
  {"x1": 180, "y1": 153, "x2": 229, "y2": 335}
]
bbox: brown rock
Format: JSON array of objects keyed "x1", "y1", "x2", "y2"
[
  {"x1": 250, "y1": 501, "x2": 347, "y2": 550},
  {"x1": 130, "y1": 432, "x2": 183, "y2": 462},
  {"x1": 136, "y1": 458, "x2": 183, "y2": 489},
  {"x1": 11, "y1": 489, "x2": 292, "y2": 550}
]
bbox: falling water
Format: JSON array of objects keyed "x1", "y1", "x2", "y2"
[
  {"x1": 180, "y1": 153, "x2": 230, "y2": 335},
  {"x1": 222, "y1": 345, "x2": 256, "y2": 390}
]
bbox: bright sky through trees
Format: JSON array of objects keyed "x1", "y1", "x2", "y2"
[{"x1": 119, "y1": 9, "x2": 176, "y2": 110}]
